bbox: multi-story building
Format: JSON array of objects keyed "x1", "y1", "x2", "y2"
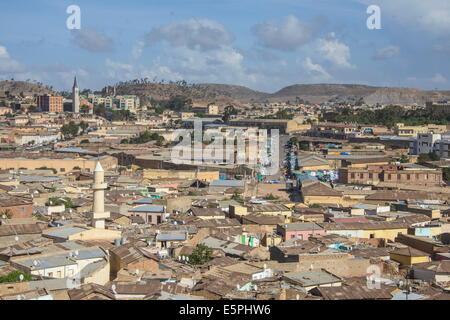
[
  {"x1": 395, "y1": 123, "x2": 448, "y2": 137},
  {"x1": 339, "y1": 165, "x2": 443, "y2": 186},
  {"x1": 207, "y1": 104, "x2": 219, "y2": 115},
  {"x1": 409, "y1": 132, "x2": 450, "y2": 158},
  {"x1": 36, "y1": 95, "x2": 63, "y2": 113},
  {"x1": 88, "y1": 95, "x2": 140, "y2": 110},
  {"x1": 435, "y1": 139, "x2": 450, "y2": 159}
]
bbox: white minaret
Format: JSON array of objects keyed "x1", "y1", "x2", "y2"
[
  {"x1": 91, "y1": 161, "x2": 109, "y2": 229},
  {"x1": 72, "y1": 76, "x2": 80, "y2": 113}
]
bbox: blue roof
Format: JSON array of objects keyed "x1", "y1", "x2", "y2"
[
  {"x1": 130, "y1": 205, "x2": 165, "y2": 213},
  {"x1": 43, "y1": 227, "x2": 87, "y2": 240},
  {"x1": 19, "y1": 176, "x2": 62, "y2": 183},
  {"x1": 16, "y1": 247, "x2": 106, "y2": 271},
  {"x1": 133, "y1": 198, "x2": 153, "y2": 204},
  {"x1": 55, "y1": 147, "x2": 89, "y2": 153},
  {"x1": 156, "y1": 233, "x2": 186, "y2": 241},
  {"x1": 210, "y1": 180, "x2": 245, "y2": 187}
]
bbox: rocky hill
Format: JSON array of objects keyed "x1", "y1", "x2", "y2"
[
  {"x1": 0, "y1": 81, "x2": 55, "y2": 97},
  {"x1": 107, "y1": 82, "x2": 450, "y2": 106}
]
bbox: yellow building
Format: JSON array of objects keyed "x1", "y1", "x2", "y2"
[
  {"x1": 395, "y1": 123, "x2": 448, "y2": 136},
  {"x1": 389, "y1": 247, "x2": 430, "y2": 266},
  {"x1": 0, "y1": 154, "x2": 117, "y2": 173},
  {"x1": 143, "y1": 169, "x2": 219, "y2": 181}
]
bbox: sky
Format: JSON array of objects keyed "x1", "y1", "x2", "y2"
[{"x1": 0, "y1": 0, "x2": 449, "y2": 92}]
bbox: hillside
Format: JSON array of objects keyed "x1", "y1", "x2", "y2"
[
  {"x1": 0, "y1": 81, "x2": 55, "y2": 97},
  {"x1": 108, "y1": 82, "x2": 450, "y2": 106}
]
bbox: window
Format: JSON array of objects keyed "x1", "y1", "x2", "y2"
[
  {"x1": 48, "y1": 272, "x2": 53, "y2": 277},
  {"x1": 60, "y1": 168, "x2": 65, "y2": 172}
]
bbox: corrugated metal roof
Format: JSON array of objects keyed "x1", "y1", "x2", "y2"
[
  {"x1": 43, "y1": 227, "x2": 87, "y2": 239},
  {"x1": 210, "y1": 180, "x2": 245, "y2": 187},
  {"x1": 129, "y1": 205, "x2": 165, "y2": 213}
]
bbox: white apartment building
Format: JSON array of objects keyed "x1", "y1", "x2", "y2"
[{"x1": 88, "y1": 95, "x2": 140, "y2": 110}]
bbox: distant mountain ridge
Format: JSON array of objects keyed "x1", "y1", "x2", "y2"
[
  {"x1": 2, "y1": 80, "x2": 449, "y2": 106},
  {"x1": 110, "y1": 82, "x2": 450, "y2": 106}
]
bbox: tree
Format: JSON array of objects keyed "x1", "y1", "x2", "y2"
[
  {"x1": 48, "y1": 197, "x2": 73, "y2": 209},
  {"x1": 94, "y1": 103, "x2": 107, "y2": 117},
  {"x1": 231, "y1": 192, "x2": 243, "y2": 201},
  {"x1": 60, "y1": 121, "x2": 80, "y2": 138},
  {"x1": 0, "y1": 271, "x2": 32, "y2": 283},
  {"x1": 443, "y1": 167, "x2": 450, "y2": 183},
  {"x1": 399, "y1": 154, "x2": 409, "y2": 163},
  {"x1": 37, "y1": 166, "x2": 57, "y2": 174},
  {"x1": 263, "y1": 193, "x2": 279, "y2": 200},
  {"x1": 188, "y1": 244, "x2": 213, "y2": 265},
  {"x1": 223, "y1": 105, "x2": 238, "y2": 122},
  {"x1": 79, "y1": 121, "x2": 89, "y2": 133},
  {"x1": 80, "y1": 105, "x2": 90, "y2": 114},
  {"x1": 418, "y1": 152, "x2": 440, "y2": 164}
]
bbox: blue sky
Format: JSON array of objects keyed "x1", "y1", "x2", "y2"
[{"x1": 0, "y1": 0, "x2": 449, "y2": 92}]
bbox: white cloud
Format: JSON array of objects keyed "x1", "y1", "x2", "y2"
[
  {"x1": 373, "y1": 45, "x2": 400, "y2": 60},
  {"x1": 316, "y1": 33, "x2": 354, "y2": 69},
  {"x1": 145, "y1": 19, "x2": 234, "y2": 51},
  {"x1": 0, "y1": 45, "x2": 24, "y2": 74},
  {"x1": 252, "y1": 15, "x2": 318, "y2": 51},
  {"x1": 302, "y1": 57, "x2": 331, "y2": 81},
  {"x1": 430, "y1": 73, "x2": 447, "y2": 84},
  {"x1": 71, "y1": 28, "x2": 114, "y2": 52},
  {"x1": 131, "y1": 41, "x2": 145, "y2": 59}
]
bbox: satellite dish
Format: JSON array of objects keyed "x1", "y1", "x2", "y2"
[
  {"x1": 111, "y1": 284, "x2": 117, "y2": 294},
  {"x1": 15, "y1": 236, "x2": 19, "y2": 242},
  {"x1": 19, "y1": 274, "x2": 24, "y2": 282}
]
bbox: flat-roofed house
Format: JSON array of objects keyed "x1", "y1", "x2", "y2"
[
  {"x1": 277, "y1": 222, "x2": 325, "y2": 241},
  {"x1": 283, "y1": 269, "x2": 343, "y2": 291},
  {"x1": 128, "y1": 205, "x2": 166, "y2": 225}
]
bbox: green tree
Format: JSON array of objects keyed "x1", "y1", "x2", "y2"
[
  {"x1": 399, "y1": 154, "x2": 409, "y2": 163},
  {"x1": 0, "y1": 271, "x2": 32, "y2": 283},
  {"x1": 222, "y1": 105, "x2": 238, "y2": 122},
  {"x1": 60, "y1": 121, "x2": 80, "y2": 138},
  {"x1": 231, "y1": 192, "x2": 243, "y2": 201},
  {"x1": 188, "y1": 244, "x2": 213, "y2": 265},
  {"x1": 48, "y1": 197, "x2": 73, "y2": 209},
  {"x1": 443, "y1": 168, "x2": 450, "y2": 183},
  {"x1": 263, "y1": 193, "x2": 279, "y2": 200},
  {"x1": 80, "y1": 105, "x2": 90, "y2": 114}
]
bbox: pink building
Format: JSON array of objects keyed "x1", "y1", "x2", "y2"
[{"x1": 277, "y1": 222, "x2": 325, "y2": 241}]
